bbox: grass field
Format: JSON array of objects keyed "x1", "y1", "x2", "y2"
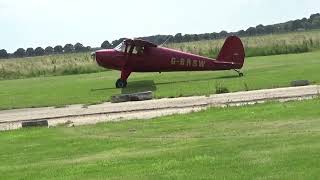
[
  {"x1": 1, "y1": 30, "x2": 320, "y2": 80},
  {"x1": 0, "y1": 52, "x2": 105, "y2": 80},
  {"x1": 167, "y1": 30, "x2": 320, "y2": 58},
  {"x1": 0, "y1": 50, "x2": 320, "y2": 110},
  {"x1": 1, "y1": 99, "x2": 320, "y2": 179}
]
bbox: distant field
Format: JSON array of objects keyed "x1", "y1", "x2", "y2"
[
  {"x1": 1, "y1": 99, "x2": 320, "y2": 179},
  {"x1": 0, "y1": 51, "x2": 320, "y2": 110},
  {"x1": 167, "y1": 30, "x2": 320, "y2": 58},
  {"x1": 0, "y1": 52, "x2": 105, "y2": 80},
  {"x1": 1, "y1": 30, "x2": 320, "y2": 80}
]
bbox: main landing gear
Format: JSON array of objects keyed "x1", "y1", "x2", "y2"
[
  {"x1": 234, "y1": 69, "x2": 244, "y2": 77},
  {"x1": 115, "y1": 69, "x2": 131, "y2": 88},
  {"x1": 116, "y1": 79, "x2": 127, "y2": 88}
]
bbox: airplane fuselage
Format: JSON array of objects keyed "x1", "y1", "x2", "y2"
[
  {"x1": 95, "y1": 47, "x2": 242, "y2": 72},
  {"x1": 93, "y1": 36, "x2": 245, "y2": 88}
]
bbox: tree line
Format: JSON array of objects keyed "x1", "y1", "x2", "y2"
[
  {"x1": 101, "y1": 13, "x2": 320, "y2": 48},
  {"x1": 1, "y1": 13, "x2": 320, "y2": 59},
  {"x1": 0, "y1": 43, "x2": 92, "y2": 59}
]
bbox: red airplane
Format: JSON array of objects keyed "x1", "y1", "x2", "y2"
[{"x1": 93, "y1": 36, "x2": 245, "y2": 88}]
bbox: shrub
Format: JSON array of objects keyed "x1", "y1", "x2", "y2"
[{"x1": 215, "y1": 82, "x2": 229, "y2": 94}]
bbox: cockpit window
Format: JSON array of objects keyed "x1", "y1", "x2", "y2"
[
  {"x1": 114, "y1": 41, "x2": 144, "y2": 55},
  {"x1": 114, "y1": 42, "x2": 126, "y2": 52},
  {"x1": 133, "y1": 46, "x2": 144, "y2": 55}
]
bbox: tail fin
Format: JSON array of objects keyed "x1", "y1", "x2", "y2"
[{"x1": 216, "y1": 36, "x2": 245, "y2": 69}]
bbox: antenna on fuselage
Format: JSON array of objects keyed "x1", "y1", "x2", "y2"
[{"x1": 159, "y1": 36, "x2": 172, "y2": 47}]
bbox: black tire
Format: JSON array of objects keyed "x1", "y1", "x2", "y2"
[
  {"x1": 239, "y1": 72, "x2": 244, "y2": 77},
  {"x1": 115, "y1": 79, "x2": 127, "y2": 88}
]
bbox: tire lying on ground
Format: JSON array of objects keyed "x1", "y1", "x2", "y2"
[
  {"x1": 111, "y1": 91, "x2": 153, "y2": 103},
  {"x1": 21, "y1": 120, "x2": 48, "y2": 128},
  {"x1": 290, "y1": 80, "x2": 310, "y2": 87}
]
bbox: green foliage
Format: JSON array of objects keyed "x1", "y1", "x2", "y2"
[
  {"x1": 86, "y1": 46, "x2": 92, "y2": 51},
  {"x1": 44, "y1": 46, "x2": 54, "y2": 55},
  {"x1": 26, "y1": 48, "x2": 35, "y2": 57},
  {"x1": 1, "y1": 99, "x2": 320, "y2": 179},
  {"x1": 63, "y1": 44, "x2": 74, "y2": 53},
  {"x1": 74, "y1": 43, "x2": 86, "y2": 52},
  {"x1": 13, "y1": 48, "x2": 26, "y2": 57},
  {"x1": 54, "y1": 45, "x2": 63, "y2": 54},
  {"x1": 215, "y1": 81, "x2": 229, "y2": 94},
  {"x1": 101, "y1": 40, "x2": 112, "y2": 49},
  {"x1": 34, "y1": 47, "x2": 45, "y2": 56},
  {"x1": 0, "y1": 49, "x2": 8, "y2": 59}
]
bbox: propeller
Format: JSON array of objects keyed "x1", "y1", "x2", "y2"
[{"x1": 91, "y1": 52, "x2": 96, "y2": 61}]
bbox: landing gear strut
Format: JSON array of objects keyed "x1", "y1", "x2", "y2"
[
  {"x1": 115, "y1": 68, "x2": 131, "y2": 88},
  {"x1": 234, "y1": 69, "x2": 244, "y2": 77}
]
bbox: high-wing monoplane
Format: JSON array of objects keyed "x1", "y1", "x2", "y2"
[{"x1": 92, "y1": 36, "x2": 245, "y2": 88}]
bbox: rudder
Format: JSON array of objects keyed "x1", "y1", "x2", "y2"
[{"x1": 216, "y1": 36, "x2": 245, "y2": 69}]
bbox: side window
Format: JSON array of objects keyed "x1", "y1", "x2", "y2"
[
  {"x1": 125, "y1": 45, "x2": 132, "y2": 53},
  {"x1": 132, "y1": 46, "x2": 144, "y2": 55}
]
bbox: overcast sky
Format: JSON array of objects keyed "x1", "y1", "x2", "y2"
[{"x1": 1, "y1": 0, "x2": 320, "y2": 52}]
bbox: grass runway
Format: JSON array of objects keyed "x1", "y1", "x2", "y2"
[
  {"x1": 0, "y1": 51, "x2": 320, "y2": 110},
  {"x1": 0, "y1": 99, "x2": 320, "y2": 179}
]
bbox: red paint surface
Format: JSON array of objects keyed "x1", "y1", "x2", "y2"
[{"x1": 95, "y1": 36, "x2": 245, "y2": 81}]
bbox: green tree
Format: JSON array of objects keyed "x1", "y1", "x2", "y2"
[
  {"x1": 218, "y1": 31, "x2": 228, "y2": 38},
  {"x1": 301, "y1": 18, "x2": 312, "y2": 29},
  {"x1": 45, "y1": 46, "x2": 54, "y2": 55},
  {"x1": 309, "y1": 13, "x2": 320, "y2": 21},
  {"x1": 0, "y1": 49, "x2": 8, "y2": 59},
  {"x1": 264, "y1": 25, "x2": 274, "y2": 34},
  {"x1": 101, "y1": 40, "x2": 112, "y2": 49},
  {"x1": 174, "y1": 33, "x2": 183, "y2": 43},
  {"x1": 54, "y1": 45, "x2": 63, "y2": 54},
  {"x1": 209, "y1": 32, "x2": 218, "y2": 39},
  {"x1": 256, "y1": 24, "x2": 265, "y2": 34},
  {"x1": 74, "y1": 43, "x2": 85, "y2": 52},
  {"x1": 292, "y1": 20, "x2": 303, "y2": 30},
  {"x1": 236, "y1": 30, "x2": 246, "y2": 36},
  {"x1": 246, "y1": 27, "x2": 257, "y2": 36},
  {"x1": 14, "y1": 48, "x2": 26, "y2": 57},
  {"x1": 26, "y1": 48, "x2": 35, "y2": 57},
  {"x1": 311, "y1": 16, "x2": 320, "y2": 28},
  {"x1": 63, "y1": 44, "x2": 74, "y2": 53},
  {"x1": 34, "y1": 47, "x2": 45, "y2": 56}
]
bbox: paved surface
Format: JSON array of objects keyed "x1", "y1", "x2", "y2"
[{"x1": 0, "y1": 85, "x2": 319, "y2": 131}]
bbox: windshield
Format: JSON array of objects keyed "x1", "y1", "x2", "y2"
[{"x1": 114, "y1": 42, "x2": 126, "y2": 52}]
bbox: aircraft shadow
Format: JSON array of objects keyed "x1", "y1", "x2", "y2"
[
  {"x1": 90, "y1": 80, "x2": 156, "y2": 93},
  {"x1": 155, "y1": 75, "x2": 240, "y2": 85},
  {"x1": 121, "y1": 80, "x2": 157, "y2": 94},
  {"x1": 91, "y1": 75, "x2": 239, "y2": 92},
  {"x1": 91, "y1": 87, "x2": 117, "y2": 91}
]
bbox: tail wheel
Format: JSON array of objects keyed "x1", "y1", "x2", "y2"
[
  {"x1": 115, "y1": 79, "x2": 127, "y2": 88},
  {"x1": 234, "y1": 69, "x2": 244, "y2": 77}
]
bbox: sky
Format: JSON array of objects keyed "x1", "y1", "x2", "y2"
[{"x1": 1, "y1": 0, "x2": 320, "y2": 53}]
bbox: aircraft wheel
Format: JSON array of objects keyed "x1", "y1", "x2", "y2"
[
  {"x1": 115, "y1": 79, "x2": 127, "y2": 88},
  {"x1": 239, "y1": 72, "x2": 244, "y2": 77}
]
